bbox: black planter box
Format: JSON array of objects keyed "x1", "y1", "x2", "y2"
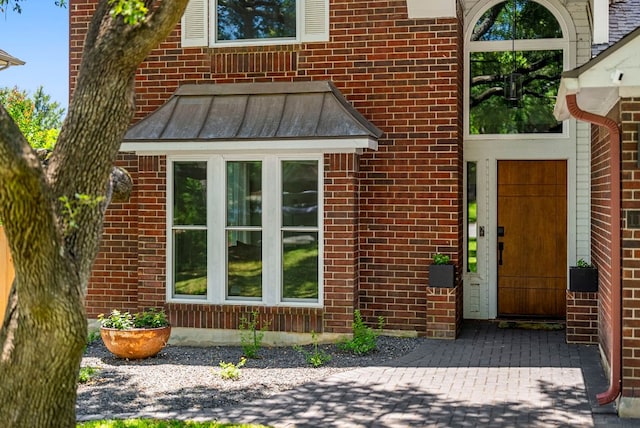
[
  {"x1": 429, "y1": 264, "x2": 455, "y2": 288},
  {"x1": 569, "y1": 267, "x2": 598, "y2": 292}
]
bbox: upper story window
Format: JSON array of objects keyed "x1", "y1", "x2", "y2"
[
  {"x1": 182, "y1": 0, "x2": 329, "y2": 48},
  {"x1": 217, "y1": 0, "x2": 296, "y2": 42},
  {"x1": 467, "y1": 0, "x2": 566, "y2": 136}
]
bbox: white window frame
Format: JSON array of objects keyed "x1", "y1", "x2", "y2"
[
  {"x1": 464, "y1": 0, "x2": 571, "y2": 140},
  {"x1": 182, "y1": 0, "x2": 329, "y2": 48},
  {"x1": 167, "y1": 153, "x2": 324, "y2": 308}
]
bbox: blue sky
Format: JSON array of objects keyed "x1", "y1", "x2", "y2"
[{"x1": 0, "y1": 3, "x2": 69, "y2": 110}]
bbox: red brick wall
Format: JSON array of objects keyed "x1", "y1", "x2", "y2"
[
  {"x1": 426, "y1": 286, "x2": 461, "y2": 339},
  {"x1": 73, "y1": 1, "x2": 463, "y2": 335},
  {"x1": 591, "y1": 118, "x2": 614, "y2": 368},
  {"x1": 86, "y1": 153, "x2": 139, "y2": 317},
  {"x1": 620, "y1": 98, "x2": 640, "y2": 397},
  {"x1": 566, "y1": 291, "x2": 598, "y2": 344},
  {"x1": 353, "y1": 8, "x2": 463, "y2": 333},
  {"x1": 324, "y1": 153, "x2": 360, "y2": 333},
  {"x1": 136, "y1": 156, "x2": 167, "y2": 310},
  {"x1": 166, "y1": 304, "x2": 323, "y2": 333}
]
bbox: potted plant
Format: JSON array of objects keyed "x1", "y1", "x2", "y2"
[
  {"x1": 429, "y1": 253, "x2": 455, "y2": 288},
  {"x1": 569, "y1": 259, "x2": 598, "y2": 292},
  {"x1": 98, "y1": 308, "x2": 171, "y2": 359}
]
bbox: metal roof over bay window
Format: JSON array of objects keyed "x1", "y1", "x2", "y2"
[{"x1": 121, "y1": 81, "x2": 382, "y2": 154}]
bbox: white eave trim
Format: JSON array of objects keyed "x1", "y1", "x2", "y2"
[
  {"x1": 406, "y1": 0, "x2": 456, "y2": 19},
  {"x1": 554, "y1": 35, "x2": 640, "y2": 121},
  {"x1": 120, "y1": 137, "x2": 378, "y2": 155}
]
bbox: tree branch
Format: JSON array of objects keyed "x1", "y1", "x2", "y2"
[
  {"x1": 0, "y1": 105, "x2": 59, "y2": 290},
  {"x1": 44, "y1": 0, "x2": 190, "y2": 286}
]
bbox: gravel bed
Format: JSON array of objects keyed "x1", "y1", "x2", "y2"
[{"x1": 76, "y1": 335, "x2": 422, "y2": 419}]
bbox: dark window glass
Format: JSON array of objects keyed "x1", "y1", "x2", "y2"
[
  {"x1": 469, "y1": 50, "x2": 562, "y2": 134},
  {"x1": 472, "y1": 0, "x2": 562, "y2": 42},
  {"x1": 173, "y1": 230, "x2": 207, "y2": 296},
  {"x1": 227, "y1": 161, "x2": 262, "y2": 227},
  {"x1": 217, "y1": 0, "x2": 296, "y2": 41},
  {"x1": 173, "y1": 162, "x2": 207, "y2": 225},
  {"x1": 282, "y1": 160, "x2": 318, "y2": 227}
]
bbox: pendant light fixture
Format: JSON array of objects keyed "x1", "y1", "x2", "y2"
[{"x1": 504, "y1": 0, "x2": 522, "y2": 106}]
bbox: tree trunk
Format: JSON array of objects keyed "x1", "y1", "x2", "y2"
[
  {"x1": 0, "y1": 271, "x2": 86, "y2": 426},
  {"x1": 0, "y1": 1, "x2": 190, "y2": 426}
]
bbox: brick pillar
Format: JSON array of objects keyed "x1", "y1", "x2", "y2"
[
  {"x1": 426, "y1": 285, "x2": 462, "y2": 339},
  {"x1": 566, "y1": 290, "x2": 598, "y2": 344}
]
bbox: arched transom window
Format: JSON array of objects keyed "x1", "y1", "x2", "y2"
[{"x1": 468, "y1": 0, "x2": 566, "y2": 135}]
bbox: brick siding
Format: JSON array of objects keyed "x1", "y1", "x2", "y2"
[
  {"x1": 621, "y1": 98, "x2": 640, "y2": 397},
  {"x1": 73, "y1": 1, "x2": 463, "y2": 335},
  {"x1": 426, "y1": 286, "x2": 461, "y2": 339},
  {"x1": 591, "y1": 119, "x2": 614, "y2": 364},
  {"x1": 566, "y1": 290, "x2": 598, "y2": 344}
]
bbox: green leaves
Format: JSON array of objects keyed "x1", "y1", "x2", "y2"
[
  {"x1": 433, "y1": 253, "x2": 450, "y2": 265},
  {"x1": 338, "y1": 310, "x2": 384, "y2": 356},
  {"x1": 0, "y1": 86, "x2": 64, "y2": 150},
  {"x1": 217, "y1": 357, "x2": 246, "y2": 380},
  {"x1": 108, "y1": 0, "x2": 149, "y2": 25},
  {"x1": 98, "y1": 308, "x2": 169, "y2": 330}
]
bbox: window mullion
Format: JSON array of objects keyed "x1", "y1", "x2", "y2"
[
  {"x1": 211, "y1": 156, "x2": 225, "y2": 304},
  {"x1": 262, "y1": 156, "x2": 279, "y2": 305}
]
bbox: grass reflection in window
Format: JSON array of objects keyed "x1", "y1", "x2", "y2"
[
  {"x1": 228, "y1": 240, "x2": 262, "y2": 298},
  {"x1": 283, "y1": 237, "x2": 319, "y2": 300}
]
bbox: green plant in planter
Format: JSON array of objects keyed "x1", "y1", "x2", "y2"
[
  {"x1": 433, "y1": 253, "x2": 451, "y2": 265},
  {"x1": 98, "y1": 308, "x2": 171, "y2": 359},
  {"x1": 576, "y1": 258, "x2": 593, "y2": 268},
  {"x1": 430, "y1": 253, "x2": 455, "y2": 287},
  {"x1": 569, "y1": 259, "x2": 598, "y2": 292},
  {"x1": 98, "y1": 308, "x2": 169, "y2": 330}
]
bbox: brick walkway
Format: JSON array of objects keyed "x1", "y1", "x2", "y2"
[{"x1": 93, "y1": 321, "x2": 640, "y2": 427}]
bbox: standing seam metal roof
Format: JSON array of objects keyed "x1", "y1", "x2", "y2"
[{"x1": 124, "y1": 81, "x2": 383, "y2": 143}]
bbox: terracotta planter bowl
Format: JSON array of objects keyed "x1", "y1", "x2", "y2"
[{"x1": 100, "y1": 326, "x2": 171, "y2": 359}]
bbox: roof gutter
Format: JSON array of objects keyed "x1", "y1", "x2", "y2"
[{"x1": 566, "y1": 93, "x2": 621, "y2": 405}]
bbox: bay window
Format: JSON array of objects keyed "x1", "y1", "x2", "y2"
[{"x1": 169, "y1": 155, "x2": 322, "y2": 306}]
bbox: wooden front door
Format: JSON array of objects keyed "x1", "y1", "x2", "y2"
[{"x1": 497, "y1": 160, "x2": 567, "y2": 318}]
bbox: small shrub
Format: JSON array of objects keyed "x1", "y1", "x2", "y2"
[
  {"x1": 84, "y1": 330, "x2": 101, "y2": 354},
  {"x1": 293, "y1": 331, "x2": 332, "y2": 367},
  {"x1": 78, "y1": 366, "x2": 100, "y2": 384},
  {"x1": 218, "y1": 358, "x2": 246, "y2": 380},
  {"x1": 338, "y1": 310, "x2": 384, "y2": 356},
  {"x1": 239, "y1": 311, "x2": 270, "y2": 359},
  {"x1": 87, "y1": 330, "x2": 101, "y2": 344}
]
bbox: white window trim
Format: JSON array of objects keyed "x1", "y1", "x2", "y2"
[
  {"x1": 182, "y1": 0, "x2": 329, "y2": 48},
  {"x1": 167, "y1": 153, "x2": 324, "y2": 308}
]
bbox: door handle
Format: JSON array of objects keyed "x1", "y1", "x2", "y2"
[{"x1": 498, "y1": 242, "x2": 504, "y2": 265}]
